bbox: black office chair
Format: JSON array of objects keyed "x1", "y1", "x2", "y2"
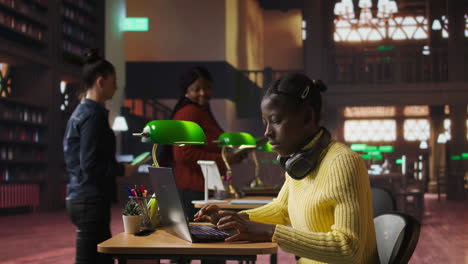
[
  {"x1": 374, "y1": 212, "x2": 421, "y2": 264},
  {"x1": 371, "y1": 186, "x2": 397, "y2": 217}
]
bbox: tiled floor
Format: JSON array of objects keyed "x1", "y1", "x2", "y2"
[{"x1": 0, "y1": 193, "x2": 466, "y2": 264}]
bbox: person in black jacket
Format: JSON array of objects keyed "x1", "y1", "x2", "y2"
[{"x1": 63, "y1": 48, "x2": 136, "y2": 264}]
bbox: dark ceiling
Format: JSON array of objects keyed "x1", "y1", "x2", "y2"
[{"x1": 257, "y1": 0, "x2": 303, "y2": 12}]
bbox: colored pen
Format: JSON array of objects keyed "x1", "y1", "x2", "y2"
[{"x1": 125, "y1": 186, "x2": 134, "y2": 197}]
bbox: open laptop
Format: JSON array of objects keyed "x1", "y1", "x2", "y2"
[{"x1": 148, "y1": 166, "x2": 232, "y2": 243}]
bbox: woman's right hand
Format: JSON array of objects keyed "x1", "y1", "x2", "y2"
[
  {"x1": 193, "y1": 204, "x2": 224, "y2": 224},
  {"x1": 194, "y1": 205, "x2": 249, "y2": 225}
]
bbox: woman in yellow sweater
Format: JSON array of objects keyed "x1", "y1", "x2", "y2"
[{"x1": 195, "y1": 73, "x2": 379, "y2": 264}]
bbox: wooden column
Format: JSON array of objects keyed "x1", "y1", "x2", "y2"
[
  {"x1": 303, "y1": 0, "x2": 334, "y2": 82},
  {"x1": 446, "y1": 0, "x2": 466, "y2": 82},
  {"x1": 428, "y1": 105, "x2": 445, "y2": 193}
]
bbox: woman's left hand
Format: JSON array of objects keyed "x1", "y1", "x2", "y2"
[{"x1": 216, "y1": 210, "x2": 276, "y2": 242}]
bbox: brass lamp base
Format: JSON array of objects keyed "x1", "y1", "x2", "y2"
[
  {"x1": 227, "y1": 181, "x2": 239, "y2": 199},
  {"x1": 249, "y1": 176, "x2": 264, "y2": 189}
]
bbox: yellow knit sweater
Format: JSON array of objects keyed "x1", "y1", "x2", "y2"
[{"x1": 244, "y1": 133, "x2": 379, "y2": 264}]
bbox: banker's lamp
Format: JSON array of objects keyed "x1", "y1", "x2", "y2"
[
  {"x1": 133, "y1": 120, "x2": 206, "y2": 167},
  {"x1": 216, "y1": 132, "x2": 256, "y2": 198},
  {"x1": 249, "y1": 139, "x2": 274, "y2": 189}
]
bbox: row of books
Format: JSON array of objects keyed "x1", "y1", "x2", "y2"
[
  {"x1": 0, "y1": 166, "x2": 46, "y2": 181},
  {"x1": 0, "y1": 0, "x2": 46, "y2": 18},
  {"x1": 63, "y1": 0, "x2": 94, "y2": 14},
  {"x1": 0, "y1": 104, "x2": 45, "y2": 124},
  {"x1": 0, "y1": 146, "x2": 45, "y2": 161},
  {"x1": 62, "y1": 6, "x2": 94, "y2": 30},
  {"x1": 0, "y1": 126, "x2": 42, "y2": 143},
  {"x1": 62, "y1": 22, "x2": 95, "y2": 45},
  {"x1": 0, "y1": 9, "x2": 44, "y2": 41},
  {"x1": 62, "y1": 39, "x2": 85, "y2": 57}
]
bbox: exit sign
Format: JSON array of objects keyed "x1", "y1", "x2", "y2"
[{"x1": 123, "y1": 18, "x2": 149, "y2": 31}]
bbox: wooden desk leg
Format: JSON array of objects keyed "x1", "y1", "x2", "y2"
[{"x1": 270, "y1": 253, "x2": 277, "y2": 264}]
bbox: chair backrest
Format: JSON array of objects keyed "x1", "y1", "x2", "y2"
[
  {"x1": 374, "y1": 212, "x2": 421, "y2": 264},
  {"x1": 371, "y1": 187, "x2": 397, "y2": 217}
]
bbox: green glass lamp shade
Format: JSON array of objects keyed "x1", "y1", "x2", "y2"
[
  {"x1": 217, "y1": 132, "x2": 256, "y2": 147},
  {"x1": 134, "y1": 120, "x2": 206, "y2": 145},
  {"x1": 256, "y1": 141, "x2": 274, "y2": 152},
  {"x1": 461, "y1": 153, "x2": 468, "y2": 160}
]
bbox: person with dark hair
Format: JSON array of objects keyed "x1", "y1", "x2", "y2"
[
  {"x1": 63, "y1": 48, "x2": 136, "y2": 264},
  {"x1": 159, "y1": 66, "x2": 247, "y2": 220},
  {"x1": 195, "y1": 73, "x2": 379, "y2": 264}
]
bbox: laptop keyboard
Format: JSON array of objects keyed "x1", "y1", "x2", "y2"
[{"x1": 189, "y1": 225, "x2": 230, "y2": 236}]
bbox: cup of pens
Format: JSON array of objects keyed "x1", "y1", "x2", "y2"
[{"x1": 126, "y1": 185, "x2": 160, "y2": 230}]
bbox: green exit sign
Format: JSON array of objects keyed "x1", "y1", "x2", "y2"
[{"x1": 123, "y1": 18, "x2": 149, "y2": 31}]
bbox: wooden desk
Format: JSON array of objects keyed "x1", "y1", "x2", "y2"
[
  {"x1": 193, "y1": 196, "x2": 275, "y2": 209},
  {"x1": 242, "y1": 187, "x2": 280, "y2": 197},
  {"x1": 98, "y1": 227, "x2": 277, "y2": 264}
]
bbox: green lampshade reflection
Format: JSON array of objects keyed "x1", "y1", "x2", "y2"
[
  {"x1": 135, "y1": 120, "x2": 206, "y2": 145},
  {"x1": 350, "y1": 144, "x2": 367, "y2": 152},
  {"x1": 217, "y1": 132, "x2": 256, "y2": 147},
  {"x1": 361, "y1": 154, "x2": 371, "y2": 160},
  {"x1": 362, "y1": 152, "x2": 383, "y2": 161},
  {"x1": 378, "y1": 145, "x2": 394, "y2": 153},
  {"x1": 396, "y1": 158, "x2": 403, "y2": 164},
  {"x1": 364, "y1": 146, "x2": 378, "y2": 152},
  {"x1": 450, "y1": 155, "x2": 461, "y2": 161}
]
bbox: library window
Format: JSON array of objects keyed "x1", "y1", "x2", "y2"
[
  {"x1": 403, "y1": 105, "x2": 429, "y2": 116},
  {"x1": 334, "y1": 15, "x2": 428, "y2": 42},
  {"x1": 343, "y1": 106, "x2": 396, "y2": 118},
  {"x1": 404, "y1": 119, "x2": 430, "y2": 141},
  {"x1": 344, "y1": 119, "x2": 396, "y2": 142}
]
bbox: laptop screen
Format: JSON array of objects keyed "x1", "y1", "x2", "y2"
[{"x1": 148, "y1": 166, "x2": 193, "y2": 242}]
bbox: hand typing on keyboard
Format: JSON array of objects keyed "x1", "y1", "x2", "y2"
[
  {"x1": 194, "y1": 205, "x2": 275, "y2": 242},
  {"x1": 216, "y1": 210, "x2": 276, "y2": 242}
]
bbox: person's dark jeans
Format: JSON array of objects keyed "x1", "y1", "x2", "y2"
[
  {"x1": 180, "y1": 189, "x2": 204, "y2": 221},
  {"x1": 66, "y1": 197, "x2": 113, "y2": 264}
]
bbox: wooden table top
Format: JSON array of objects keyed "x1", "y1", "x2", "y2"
[
  {"x1": 98, "y1": 227, "x2": 277, "y2": 256},
  {"x1": 193, "y1": 196, "x2": 275, "y2": 209}
]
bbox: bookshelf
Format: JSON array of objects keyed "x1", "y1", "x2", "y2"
[
  {"x1": 0, "y1": 0, "x2": 104, "y2": 211},
  {"x1": 0, "y1": 97, "x2": 47, "y2": 183},
  {"x1": 61, "y1": 0, "x2": 99, "y2": 64},
  {"x1": 0, "y1": 0, "x2": 48, "y2": 45}
]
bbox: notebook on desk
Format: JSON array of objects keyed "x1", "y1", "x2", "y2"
[{"x1": 148, "y1": 167, "x2": 233, "y2": 243}]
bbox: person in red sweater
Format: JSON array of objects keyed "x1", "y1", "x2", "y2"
[{"x1": 159, "y1": 66, "x2": 247, "y2": 220}]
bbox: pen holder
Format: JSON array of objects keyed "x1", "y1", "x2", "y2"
[{"x1": 128, "y1": 196, "x2": 160, "y2": 230}]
